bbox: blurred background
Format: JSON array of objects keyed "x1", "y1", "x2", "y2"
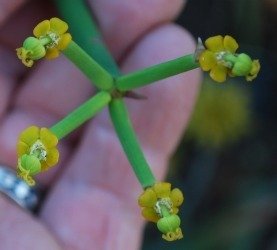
[{"x1": 142, "y1": 0, "x2": 277, "y2": 249}]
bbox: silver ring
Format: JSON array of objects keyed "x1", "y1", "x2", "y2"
[{"x1": 0, "y1": 165, "x2": 40, "y2": 211}]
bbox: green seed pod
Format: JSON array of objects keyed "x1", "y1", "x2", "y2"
[
  {"x1": 23, "y1": 37, "x2": 46, "y2": 60},
  {"x1": 19, "y1": 154, "x2": 41, "y2": 175},
  {"x1": 157, "y1": 214, "x2": 181, "y2": 234},
  {"x1": 231, "y1": 53, "x2": 253, "y2": 76}
]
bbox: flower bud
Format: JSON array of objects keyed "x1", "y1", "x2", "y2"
[
  {"x1": 19, "y1": 154, "x2": 41, "y2": 175},
  {"x1": 22, "y1": 37, "x2": 46, "y2": 60},
  {"x1": 231, "y1": 53, "x2": 253, "y2": 76}
]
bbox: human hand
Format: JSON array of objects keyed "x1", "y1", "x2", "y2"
[{"x1": 0, "y1": 0, "x2": 200, "y2": 249}]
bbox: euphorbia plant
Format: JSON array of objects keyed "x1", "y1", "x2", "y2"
[{"x1": 15, "y1": 0, "x2": 260, "y2": 241}]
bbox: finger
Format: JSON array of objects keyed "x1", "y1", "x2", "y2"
[
  {"x1": 0, "y1": 0, "x2": 186, "y2": 186},
  {"x1": 0, "y1": 195, "x2": 61, "y2": 249},
  {"x1": 40, "y1": 24, "x2": 200, "y2": 249},
  {"x1": 0, "y1": 46, "x2": 20, "y2": 119},
  {"x1": 89, "y1": 0, "x2": 185, "y2": 59},
  {"x1": 0, "y1": 0, "x2": 27, "y2": 26},
  {"x1": 4, "y1": 0, "x2": 185, "y2": 118},
  {"x1": 0, "y1": 0, "x2": 56, "y2": 154},
  {"x1": 122, "y1": 25, "x2": 200, "y2": 159},
  {"x1": 1, "y1": 0, "x2": 184, "y2": 58},
  {"x1": 0, "y1": 57, "x2": 92, "y2": 186},
  {"x1": 0, "y1": 1, "x2": 92, "y2": 176},
  {"x1": 11, "y1": 0, "x2": 186, "y2": 119},
  {"x1": 0, "y1": 0, "x2": 55, "y2": 48}
]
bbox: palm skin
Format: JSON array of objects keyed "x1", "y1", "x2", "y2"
[{"x1": 0, "y1": 0, "x2": 200, "y2": 249}]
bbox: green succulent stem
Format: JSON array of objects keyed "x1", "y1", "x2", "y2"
[
  {"x1": 50, "y1": 91, "x2": 111, "y2": 139},
  {"x1": 55, "y1": 0, "x2": 157, "y2": 188},
  {"x1": 115, "y1": 54, "x2": 199, "y2": 91},
  {"x1": 54, "y1": 0, "x2": 120, "y2": 76},
  {"x1": 63, "y1": 41, "x2": 114, "y2": 90},
  {"x1": 109, "y1": 98, "x2": 156, "y2": 188}
]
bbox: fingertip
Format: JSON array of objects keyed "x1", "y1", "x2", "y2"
[
  {"x1": 121, "y1": 23, "x2": 198, "y2": 71},
  {"x1": 120, "y1": 23, "x2": 201, "y2": 158},
  {"x1": 89, "y1": 0, "x2": 186, "y2": 59}
]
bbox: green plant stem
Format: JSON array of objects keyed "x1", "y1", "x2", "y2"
[
  {"x1": 50, "y1": 91, "x2": 111, "y2": 139},
  {"x1": 63, "y1": 41, "x2": 113, "y2": 90},
  {"x1": 54, "y1": 0, "x2": 120, "y2": 76},
  {"x1": 115, "y1": 54, "x2": 199, "y2": 91},
  {"x1": 54, "y1": 0, "x2": 157, "y2": 189},
  {"x1": 109, "y1": 98, "x2": 156, "y2": 188}
]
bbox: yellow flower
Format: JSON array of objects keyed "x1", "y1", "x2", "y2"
[
  {"x1": 33, "y1": 17, "x2": 72, "y2": 59},
  {"x1": 138, "y1": 182, "x2": 184, "y2": 241},
  {"x1": 187, "y1": 79, "x2": 251, "y2": 148},
  {"x1": 199, "y1": 35, "x2": 238, "y2": 83},
  {"x1": 198, "y1": 35, "x2": 260, "y2": 83},
  {"x1": 16, "y1": 37, "x2": 46, "y2": 67},
  {"x1": 16, "y1": 17, "x2": 72, "y2": 67},
  {"x1": 17, "y1": 126, "x2": 59, "y2": 172}
]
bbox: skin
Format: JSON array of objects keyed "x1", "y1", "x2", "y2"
[{"x1": 0, "y1": 0, "x2": 201, "y2": 249}]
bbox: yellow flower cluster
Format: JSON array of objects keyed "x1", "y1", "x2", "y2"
[
  {"x1": 198, "y1": 35, "x2": 260, "y2": 83},
  {"x1": 16, "y1": 18, "x2": 72, "y2": 67},
  {"x1": 17, "y1": 126, "x2": 59, "y2": 185},
  {"x1": 187, "y1": 80, "x2": 251, "y2": 148},
  {"x1": 138, "y1": 182, "x2": 184, "y2": 241}
]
